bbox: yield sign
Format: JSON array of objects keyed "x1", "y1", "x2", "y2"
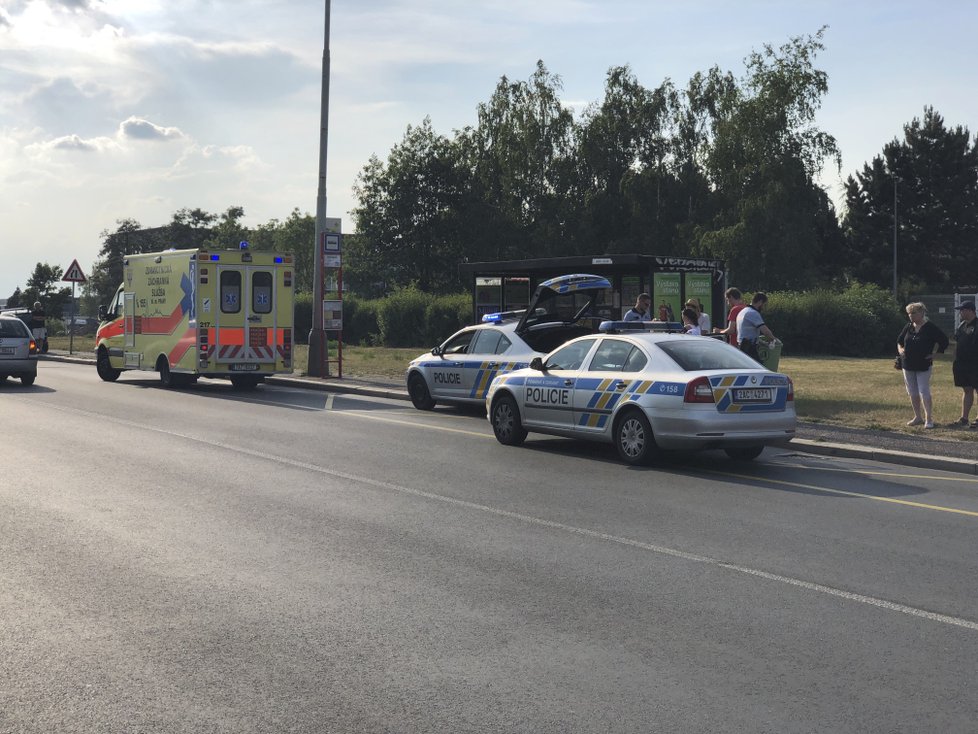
[{"x1": 62, "y1": 259, "x2": 87, "y2": 283}]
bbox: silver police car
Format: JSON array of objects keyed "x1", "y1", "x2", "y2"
[
  {"x1": 406, "y1": 274, "x2": 611, "y2": 410},
  {"x1": 486, "y1": 322, "x2": 796, "y2": 465}
]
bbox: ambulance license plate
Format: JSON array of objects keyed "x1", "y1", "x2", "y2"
[
  {"x1": 732, "y1": 388, "x2": 772, "y2": 403},
  {"x1": 0, "y1": 347, "x2": 14, "y2": 355},
  {"x1": 229, "y1": 363, "x2": 259, "y2": 371}
]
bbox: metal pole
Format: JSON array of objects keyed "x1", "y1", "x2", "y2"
[
  {"x1": 892, "y1": 178, "x2": 898, "y2": 299},
  {"x1": 307, "y1": 0, "x2": 331, "y2": 376}
]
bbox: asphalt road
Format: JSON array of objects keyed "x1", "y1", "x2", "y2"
[{"x1": 3, "y1": 361, "x2": 978, "y2": 733}]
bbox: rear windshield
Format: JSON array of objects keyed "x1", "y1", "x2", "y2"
[
  {"x1": 657, "y1": 338, "x2": 763, "y2": 371},
  {"x1": 0, "y1": 319, "x2": 29, "y2": 337}
]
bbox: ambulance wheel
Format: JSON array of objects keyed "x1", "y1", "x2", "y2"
[
  {"x1": 230, "y1": 375, "x2": 259, "y2": 390},
  {"x1": 724, "y1": 446, "x2": 764, "y2": 461},
  {"x1": 408, "y1": 373, "x2": 436, "y2": 410},
  {"x1": 96, "y1": 347, "x2": 121, "y2": 382},
  {"x1": 157, "y1": 357, "x2": 185, "y2": 389},
  {"x1": 614, "y1": 409, "x2": 658, "y2": 466},
  {"x1": 490, "y1": 394, "x2": 527, "y2": 446}
]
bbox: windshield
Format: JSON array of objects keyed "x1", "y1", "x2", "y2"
[{"x1": 657, "y1": 338, "x2": 764, "y2": 371}]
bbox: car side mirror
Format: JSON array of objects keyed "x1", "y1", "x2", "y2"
[
  {"x1": 97, "y1": 305, "x2": 108, "y2": 321},
  {"x1": 530, "y1": 356, "x2": 545, "y2": 371},
  {"x1": 431, "y1": 345, "x2": 443, "y2": 358}
]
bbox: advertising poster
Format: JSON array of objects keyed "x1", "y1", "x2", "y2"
[
  {"x1": 684, "y1": 272, "x2": 713, "y2": 311},
  {"x1": 653, "y1": 273, "x2": 681, "y2": 323}
]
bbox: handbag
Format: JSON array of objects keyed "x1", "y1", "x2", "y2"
[{"x1": 893, "y1": 355, "x2": 902, "y2": 370}]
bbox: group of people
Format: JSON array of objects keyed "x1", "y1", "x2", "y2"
[
  {"x1": 622, "y1": 287, "x2": 776, "y2": 363},
  {"x1": 896, "y1": 300, "x2": 978, "y2": 430},
  {"x1": 623, "y1": 293, "x2": 711, "y2": 336}
]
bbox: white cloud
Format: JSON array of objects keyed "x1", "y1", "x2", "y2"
[{"x1": 119, "y1": 116, "x2": 184, "y2": 141}]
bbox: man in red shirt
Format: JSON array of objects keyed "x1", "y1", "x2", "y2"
[{"x1": 713, "y1": 287, "x2": 745, "y2": 346}]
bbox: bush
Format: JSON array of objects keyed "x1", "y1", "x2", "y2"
[
  {"x1": 424, "y1": 293, "x2": 471, "y2": 346},
  {"x1": 377, "y1": 286, "x2": 432, "y2": 347},
  {"x1": 294, "y1": 292, "x2": 313, "y2": 343},
  {"x1": 342, "y1": 295, "x2": 382, "y2": 346},
  {"x1": 764, "y1": 283, "x2": 903, "y2": 357}
]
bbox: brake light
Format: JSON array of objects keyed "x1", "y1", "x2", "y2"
[
  {"x1": 683, "y1": 376, "x2": 715, "y2": 403},
  {"x1": 29, "y1": 338, "x2": 37, "y2": 354},
  {"x1": 786, "y1": 376, "x2": 794, "y2": 401}
]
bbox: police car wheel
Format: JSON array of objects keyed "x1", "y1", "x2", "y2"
[
  {"x1": 491, "y1": 395, "x2": 527, "y2": 446},
  {"x1": 408, "y1": 373, "x2": 436, "y2": 410},
  {"x1": 724, "y1": 446, "x2": 764, "y2": 461},
  {"x1": 21, "y1": 373, "x2": 35, "y2": 386},
  {"x1": 614, "y1": 410, "x2": 657, "y2": 465}
]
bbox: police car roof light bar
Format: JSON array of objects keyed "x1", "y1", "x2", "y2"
[
  {"x1": 598, "y1": 320, "x2": 685, "y2": 334},
  {"x1": 481, "y1": 308, "x2": 527, "y2": 324}
]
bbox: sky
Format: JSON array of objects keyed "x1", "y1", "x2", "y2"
[{"x1": 1, "y1": 0, "x2": 976, "y2": 300}]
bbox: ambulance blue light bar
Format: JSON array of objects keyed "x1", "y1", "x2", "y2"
[
  {"x1": 274, "y1": 257, "x2": 283, "y2": 263},
  {"x1": 210, "y1": 255, "x2": 220, "y2": 261}
]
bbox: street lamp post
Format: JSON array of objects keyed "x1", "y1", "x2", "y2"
[
  {"x1": 307, "y1": 0, "x2": 331, "y2": 376},
  {"x1": 892, "y1": 177, "x2": 898, "y2": 299}
]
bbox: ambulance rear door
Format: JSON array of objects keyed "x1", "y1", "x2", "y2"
[{"x1": 213, "y1": 264, "x2": 279, "y2": 371}]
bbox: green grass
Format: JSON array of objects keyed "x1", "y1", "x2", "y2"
[
  {"x1": 50, "y1": 337, "x2": 975, "y2": 440},
  {"x1": 782, "y1": 353, "x2": 975, "y2": 439}
]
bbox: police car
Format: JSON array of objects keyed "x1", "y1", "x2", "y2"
[
  {"x1": 406, "y1": 274, "x2": 611, "y2": 410},
  {"x1": 485, "y1": 321, "x2": 796, "y2": 465}
]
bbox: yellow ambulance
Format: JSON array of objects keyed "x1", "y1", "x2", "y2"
[{"x1": 95, "y1": 245, "x2": 295, "y2": 389}]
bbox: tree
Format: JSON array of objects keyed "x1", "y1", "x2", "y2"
[
  {"x1": 23, "y1": 262, "x2": 71, "y2": 317},
  {"x1": 205, "y1": 206, "x2": 248, "y2": 250},
  {"x1": 693, "y1": 28, "x2": 842, "y2": 289},
  {"x1": 352, "y1": 117, "x2": 470, "y2": 293},
  {"x1": 841, "y1": 107, "x2": 978, "y2": 291},
  {"x1": 168, "y1": 208, "x2": 217, "y2": 248}
]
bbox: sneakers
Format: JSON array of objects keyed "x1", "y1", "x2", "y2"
[
  {"x1": 906, "y1": 418, "x2": 923, "y2": 426},
  {"x1": 924, "y1": 421, "x2": 935, "y2": 429},
  {"x1": 972, "y1": 421, "x2": 978, "y2": 430}
]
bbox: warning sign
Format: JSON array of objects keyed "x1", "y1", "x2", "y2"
[{"x1": 62, "y1": 259, "x2": 87, "y2": 283}]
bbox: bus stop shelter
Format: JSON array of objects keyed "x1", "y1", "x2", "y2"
[{"x1": 458, "y1": 254, "x2": 726, "y2": 326}]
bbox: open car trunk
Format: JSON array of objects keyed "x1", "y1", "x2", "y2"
[{"x1": 514, "y1": 274, "x2": 611, "y2": 353}]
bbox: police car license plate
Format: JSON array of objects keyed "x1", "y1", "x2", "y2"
[
  {"x1": 229, "y1": 363, "x2": 259, "y2": 371},
  {"x1": 0, "y1": 347, "x2": 14, "y2": 355},
  {"x1": 732, "y1": 388, "x2": 772, "y2": 403}
]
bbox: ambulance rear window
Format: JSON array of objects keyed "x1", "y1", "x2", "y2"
[
  {"x1": 253, "y1": 272, "x2": 272, "y2": 314},
  {"x1": 221, "y1": 271, "x2": 241, "y2": 313}
]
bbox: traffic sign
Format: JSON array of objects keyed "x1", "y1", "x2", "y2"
[{"x1": 62, "y1": 259, "x2": 87, "y2": 283}]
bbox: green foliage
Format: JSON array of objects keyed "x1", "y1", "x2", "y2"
[
  {"x1": 293, "y1": 292, "x2": 313, "y2": 342},
  {"x1": 377, "y1": 286, "x2": 432, "y2": 347},
  {"x1": 424, "y1": 293, "x2": 471, "y2": 345},
  {"x1": 342, "y1": 295, "x2": 382, "y2": 346},
  {"x1": 841, "y1": 106, "x2": 978, "y2": 290},
  {"x1": 765, "y1": 282, "x2": 903, "y2": 356}
]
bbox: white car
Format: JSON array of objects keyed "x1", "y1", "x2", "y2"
[
  {"x1": 486, "y1": 322, "x2": 796, "y2": 465},
  {"x1": 0, "y1": 315, "x2": 39, "y2": 386},
  {"x1": 406, "y1": 274, "x2": 611, "y2": 410}
]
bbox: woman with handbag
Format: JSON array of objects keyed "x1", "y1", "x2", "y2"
[{"x1": 896, "y1": 302, "x2": 949, "y2": 428}]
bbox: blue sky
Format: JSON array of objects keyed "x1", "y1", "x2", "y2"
[{"x1": 1, "y1": 0, "x2": 976, "y2": 299}]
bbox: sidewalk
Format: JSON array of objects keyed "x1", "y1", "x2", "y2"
[{"x1": 44, "y1": 351, "x2": 978, "y2": 475}]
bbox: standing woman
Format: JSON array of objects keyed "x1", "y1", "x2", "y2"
[
  {"x1": 685, "y1": 298, "x2": 711, "y2": 333},
  {"x1": 897, "y1": 302, "x2": 949, "y2": 428}
]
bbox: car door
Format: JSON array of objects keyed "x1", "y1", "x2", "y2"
[
  {"x1": 465, "y1": 328, "x2": 515, "y2": 400},
  {"x1": 522, "y1": 338, "x2": 598, "y2": 430},
  {"x1": 214, "y1": 265, "x2": 277, "y2": 369},
  {"x1": 572, "y1": 338, "x2": 648, "y2": 434},
  {"x1": 428, "y1": 329, "x2": 475, "y2": 400}
]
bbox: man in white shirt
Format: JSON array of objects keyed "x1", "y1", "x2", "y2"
[
  {"x1": 623, "y1": 293, "x2": 652, "y2": 322},
  {"x1": 736, "y1": 292, "x2": 777, "y2": 361}
]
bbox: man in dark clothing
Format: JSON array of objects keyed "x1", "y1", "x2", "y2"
[
  {"x1": 952, "y1": 301, "x2": 978, "y2": 428},
  {"x1": 30, "y1": 301, "x2": 46, "y2": 329}
]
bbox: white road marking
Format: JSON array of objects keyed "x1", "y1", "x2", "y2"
[{"x1": 31, "y1": 400, "x2": 978, "y2": 633}]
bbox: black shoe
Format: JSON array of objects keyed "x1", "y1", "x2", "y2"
[{"x1": 953, "y1": 417, "x2": 970, "y2": 427}]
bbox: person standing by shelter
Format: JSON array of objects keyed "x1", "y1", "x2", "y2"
[
  {"x1": 736, "y1": 292, "x2": 777, "y2": 362},
  {"x1": 713, "y1": 287, "x2": 745, "y2": 346},
  {"x1": 951, "y1": 301, "x2": 978, "y2": 428},
  {"x1": 897, "y1": 302, "x2": 948, "y2": 429},
  {"x1": 681, "y1": 307, "x2": 701, "y2": 335},
  {"x1": 623, "y1": 293, "x2": 652, "y2": 322},
  {"x1": 685, "y1": 298, "x2": 710, "y2": 333}
]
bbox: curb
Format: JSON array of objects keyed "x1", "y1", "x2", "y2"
[
  {"x1": 787, "y1": 438, "x2": 978, "y2": 476},
  {"x1": 43, "y1": 353, "x2": 977, "y2": 476}
]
